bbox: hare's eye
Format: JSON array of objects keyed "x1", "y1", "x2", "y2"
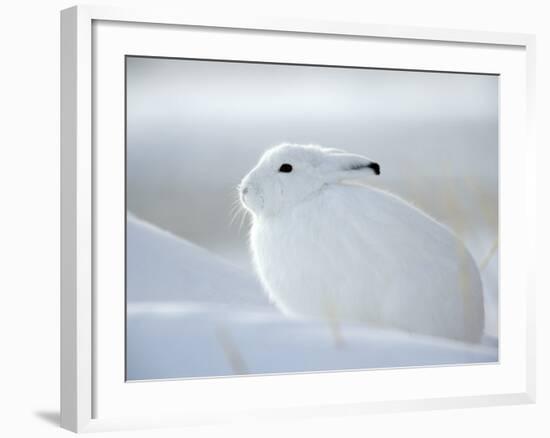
[{"x1": 279, "y1": 163, "x2": 293, "y2": 173}]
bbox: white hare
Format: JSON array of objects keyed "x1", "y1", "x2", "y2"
[{"x1": 239, "y1": 143, "x2": 484, "y2": 343}]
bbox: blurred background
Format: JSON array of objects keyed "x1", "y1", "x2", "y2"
[{"x1": 126, "y1": 56, "x2": 498, "y2": 336}]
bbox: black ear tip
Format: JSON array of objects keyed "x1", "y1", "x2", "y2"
[{"x1": 368, "y1": 162, "x2": 381, "y2": 175}]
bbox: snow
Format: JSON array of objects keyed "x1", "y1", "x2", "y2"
[
  {"x1": 127, "y1": 215, "x2": 268, "y2": 307},
  {"x1": 126, "y1": 215, "x2": 497, "y2": 381}
]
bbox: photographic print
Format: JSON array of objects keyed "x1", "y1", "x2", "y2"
[{"x1": 125, "y1": 56, "x2": 498, "y2": 381}]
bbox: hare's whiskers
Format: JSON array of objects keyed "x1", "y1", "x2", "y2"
[
  {"x1": 238, "y1": 207, "x2": 249, "y2": 234},
  {"x1": 229, "y1": 200, "x2": 243, "y2": 227}
]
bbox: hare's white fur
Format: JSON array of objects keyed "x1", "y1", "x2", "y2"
[{"x1": 239, "y1": 144, "x2": 484, "y2": 343}]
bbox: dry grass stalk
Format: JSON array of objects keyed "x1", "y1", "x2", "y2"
[
  {"x1": 215, "y1": 324, "x2": 249, "y2": 375},
  {"x1": 322, "y1": 299, "x2": 346, "y2": 349}
]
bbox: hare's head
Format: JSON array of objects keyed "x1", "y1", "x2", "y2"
[{"x1": 239, "y1": 143, "x2": 380, "y2": 217}]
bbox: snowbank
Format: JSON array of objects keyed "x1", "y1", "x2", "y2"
[
  {"x1": 126, "y1": 215, "x2": 498, "y2": 381},
  {"x1": 127, "y1": 214, "x2": 268, "y2": 307}
]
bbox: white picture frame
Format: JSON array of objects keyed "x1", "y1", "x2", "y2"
[{"x1": 60, "y1": 4, "x2": 536, "y2": 433}]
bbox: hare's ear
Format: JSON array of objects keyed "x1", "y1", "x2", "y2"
[{"x1": 321, "y1": 150, "x2": 380, "y2": 183}]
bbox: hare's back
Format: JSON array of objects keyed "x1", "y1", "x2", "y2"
[{"x1": 322, "y1": 184, "x2": 483, "y2": 340}]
